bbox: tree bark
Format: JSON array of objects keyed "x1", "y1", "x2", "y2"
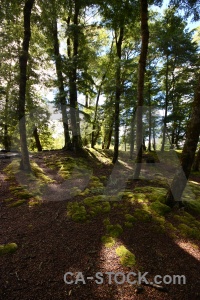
[
  {"x1": 91, "y1": 74, "x2": 105, "y2": 148},
  {"x1": 192, "y1": 147, "x2": 200, "y2": 171},
  {"x1": 69, "y1": 0, "x2": 82, "y2": 150},
  {"x1": 18, "y1": 0, "x2": 34, "y2": 171},
  {"x1": 112, "y1": 26, "x2": 124, "y2": 164},
  {"x1": 33, "y1": 127, "x2": 42, "y2": 152},
  {"x1": 133, "y1": 0, "x2": 149, "y2": 178},
  {"x1": 166, "y1": 77, "x2": 200, "y2": 207},
  {"x1": 52, "y1": 17, "x2": 71, "y2": 150},
  {"x1": 161, "y1": 53, "x2": 169, "y2": 152}
]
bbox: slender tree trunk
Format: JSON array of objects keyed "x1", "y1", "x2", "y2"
[
  {"x1": 161, "y1": 54, "x2": 169, "y2": 152},
  {"x1": 166, "y1": 77, "x2": 200, "y2": 207},
  {"x1": 52, "y1": 18, "x2": 71, "y2": 150},
  {"x1": 68, "y1": 0, "x2": 82, "y2": 150},
  {"x1": 106, "y1": 121, "x2": 114, "y2": 150},
  {"x1": 192, "y1": 147, "x2": 200, "y2": 172},
  {"x1": 112, "y1": 26, "x2": 124, "y2": 164},
  {"x1": 91, "y1": 74, "x2": 105, "y2": 148},
  {"x1": 153, "y1": 119, "x2": 156, "y2": 150},
  {"x1": 18, "y1": 0, "x2": 34, "y2": 171},
  {"x1": 130, "y1": 109, "x2": 135, "y2": 159},
  {"x1": 33, "y1": 127, "x2": 42, "y2": 152},
  {"x1": 4, "y1": 91, "x2": 10, "y2": 152},
  {"x1": 148, "y1": 82, "x2": 152, "y2": 152},
  {"x1": 133, "y1": 0, "x2": 149, "y2": 178}
]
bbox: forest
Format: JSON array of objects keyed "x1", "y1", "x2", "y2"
[{"x1": 0, "y1": 0, "x2": 200, "y2": 299}]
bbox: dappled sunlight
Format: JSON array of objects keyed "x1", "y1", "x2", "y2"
[
  {"x1": 175, "y1": 240, "x2": 200, "y2": 261},
  {"x1": 189, "y1": 180, "x2": 200, "y2": 186}
]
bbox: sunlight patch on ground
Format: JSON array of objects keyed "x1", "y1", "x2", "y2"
[
  {"x1": 175, "y1": 240, "x2": 200, "y2": 261},
  {"x1": 189, "y1": 180, "x2": 200, "y2": 186}
]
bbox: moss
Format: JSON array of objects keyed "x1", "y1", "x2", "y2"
[
  {"x1": 183, "y1": 198, "x2": 200, "y2": 214},
  {"x1": 31, "y1": 161, "x2": 55, "y2": 184},
  {"x1": 13, "y1": 190, "x2": 33, "y2": 199},
  {"x1": 115, "y1": 245, "x2": 136, "y2": 267},
  {"x1": 4, "y1": 198, "x2": 14, "y2": 203},
  {"x1": 8, "y1": 200, "x2": 26, "y2": 207},
  {"x1": 101, "y1": 236, "x2": 116, "y2": 248},
  {"x1": 150, "y1": 201, "x2": 171, "y2": 216},
  {"x1": 106, "y1": 224, "x2": 123, "y2": 238},
  {"x1": 103, "y1": 218, "x2": 111, "y2": 226},
  {"x1": 125, "y1": 214, "x2": 136, "y2": 223},
  {"x1": 134, "y1": 209, "x2": 152, "y2": 222},
  {"x1": 178, "y1": 223, "x2": 200, "y2": 240},
  {"x1": 0, "y1": 243, "x2": 18, "y2": 255},
  {"x1": 70, "y1": 187, "x2": 82, "y2": 197},
  {"x1": 79, "y1": 188, "x2": 90, "y2": 196},
  {"x1": 124, "y1": 222, "x2": 134, "y2": 228},
  {"x1": 67, "y1": 202, "x2": 88, "y2": 222},
  {"x1": 133, "y1": 186, "x2": 167, "y2": 203}
]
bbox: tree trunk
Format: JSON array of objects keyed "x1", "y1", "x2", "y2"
[
  {"x1": 112, "y1": 26, "x2": 124, "y2": 164},
  {"x1": 18, "y1": 0, "x2": 34, "y2": 171},
  {"x1": 91, "y1": 74, "x2": 105, "y2": 148},
  {"x1": 166, "y1": 77, "x2": 200, "y2": 207},
  {"x1": 192, "y1": 147, "x2": 200, "y2": 172},
  {"x1": 148, "y1": 83, "x2": 152, "y2": 152},
  {"x1": 52, "y1": 17, "x2": 71, "y2": 150},
  {"x1": 68, "y1": 1, "x2": 82, "y2": 150},
  {"x1": 161, "y1": 53, "x2": 169, "y2": 152},
  {"x1": 133, "y1": 0, "x2": 149, "y2": 178},
  {"x1": 33, "y1": 127, "x2": 42, "y2": 152}
]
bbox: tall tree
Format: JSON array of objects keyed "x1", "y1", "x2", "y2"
[
  {"x1": 133, "y1": 0, "x2": 149, "y2": 178},
  {"x1": 18, "y1": 0, "x2": 35, "y2": 171},
  {"x1": 166, "y1": 76, "x2": 200, "y2": 207}
]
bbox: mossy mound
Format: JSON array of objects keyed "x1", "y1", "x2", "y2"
[
  {"x1": 124, "y1": 214, "x2": 136, "y2": 223},
  {"x1": 8, "y1": 199, "x2": 26, "y2": 207},
  {"x1": 0, "y1": 243, "x2": 18, "y2": 255},
  {"x1": 101, "y1": 236, "x2": 116, "y2": 248},
  {"x1": 178, "y1": 223, "x2": 200, "y2": 240},
  {"x1": 31, "y1": 162, "x2": 55, "y2": 184},
  {"x1": 106, "y1": 224, "x2": 123, "y2": 238},
  {"x1": 115, "y1": 245, "x2": 136, "y2": 267},
  {"x1": 150, "y1": 201, "x2": 171, "y2": 216},
  {"x1": 133, "y1": 209, "x2": 152, "y2": 222},
  {"x1": 67, "y1": 202, "x2": 88, "y2": 222},
  {"x1": 174, "y1": 212, "x2": 200, "y2": 240}
]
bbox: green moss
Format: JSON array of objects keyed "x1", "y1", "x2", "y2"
[
  {"x1": 0, "y1": 243, "x2": 18, "y2": 255},
  {"x1": 106, "y1": 224, "x2": 123, "y2": 238},
  {"x1": 13, "y1": 190, "x2": 33, "y2": 199},
  {"x1": 103, "y1": 218, "x2": 110, "y2": 226},
  {"x1": 150, "y1": 201, "x2": 171, "y2": 215},
  {"x1": 70, "y1": 187, "x2": 82, "y2": 197},
  {"x1": 101, "y1": 236, "x2": 116, "y2": 248},
  {"x1": 178, "y1": 223, "x2": 200, "y2": 240},
  {"x1": 134, "y1": 209, "x2": 152, "y2": 222},
  {"x1": 115, "y1": 245, "x2": 136, "y2": 267},
  {"x1": 183, "y1": 198, "x2": 200, "y2": 214},
  {"x1": 8, "y1": 199, "x2": 26, "y2": 207},
  {"x1": 124, "y1": 221, "x2": 134, "y2": 228},
  {"x1": 125, "y1": 214, "x2": 136, "y2": 223},
  {"x1": 67, "y1": 202, "x2": 87, "y2": 222},
  {"x1": 4, "y1": 198, "x2": 14, "y2": 203},
  {"x1": 31, "y1": 161, "x2": 55, "y2": 183}
]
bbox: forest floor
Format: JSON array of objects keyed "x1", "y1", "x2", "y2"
[{"x1": 1, "y1": 148, "x2": 200, "y2": 300}]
